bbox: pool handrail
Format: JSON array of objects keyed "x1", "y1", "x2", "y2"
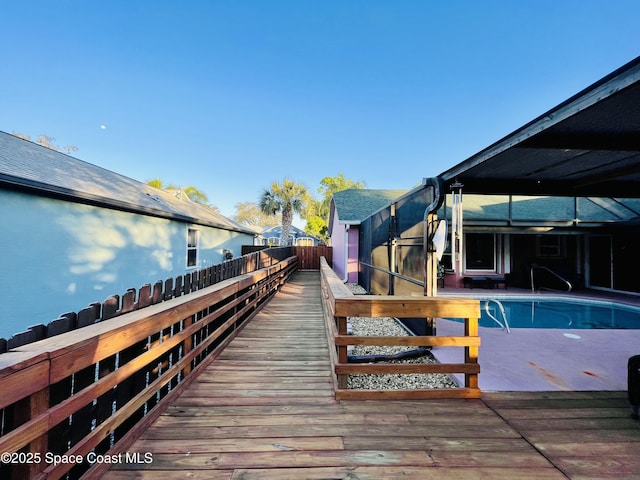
[
  {"x1": 484, "y1": 299, "x2": 511, "y2": 333},
  {"x1": 530, "y1": 265, "x2": 572, "y2": 292}
]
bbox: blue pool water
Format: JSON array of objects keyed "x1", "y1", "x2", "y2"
[{"x1": 474, "y1": 297, "x2": 640, "y2": 329}]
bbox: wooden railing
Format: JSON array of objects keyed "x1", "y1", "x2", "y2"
[
  {"x1": 2, "y1": 247, "x2": 296, "y2": 352},
  {"x1": 320, "y1": 257, "x2": 481, "y2": 400},
  {"x1": 0, "y1": 256, "x2": 298, "y2": 480}
]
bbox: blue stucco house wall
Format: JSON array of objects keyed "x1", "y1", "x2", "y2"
[{"x1": 0, "y1": 132, "x2": 254, "y2": 339}]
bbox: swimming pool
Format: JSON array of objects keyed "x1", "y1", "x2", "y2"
[{"x1": 474, "y1": 297, "x2": 640, "y2": 330}]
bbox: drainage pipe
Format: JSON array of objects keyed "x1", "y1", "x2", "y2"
[
  {"x1": 422, "y1": 177, "x2": 445, "y2": 296},
  {"x1": 347, "y1": 319, "x2": 431, "y2": 363},
  {"x1": 348, "y1": 346, "x2": 431, "y2": 363},
  {"x1": 341, "y1": 224, "x2": 350, "y2": 283}
]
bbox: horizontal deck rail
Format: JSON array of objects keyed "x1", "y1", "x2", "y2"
[
  {"x1": 0, "y1": 256, "x2": 298, "y2": 480},
  {"x1": 320, "y1": 257, "x2": 481, "y2": 400}
]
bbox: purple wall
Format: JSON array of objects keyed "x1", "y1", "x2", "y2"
[{"x1": 330, "y1": 221, "x2": 359, "y2": 283}]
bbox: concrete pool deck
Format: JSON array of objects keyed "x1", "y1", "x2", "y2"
[{"x1": 434, "y1": 288, "x2": 640, "y2": 392}]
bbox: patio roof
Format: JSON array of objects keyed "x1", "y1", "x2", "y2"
[{"x1": 439, "y1": 56, "x2": 640, "y2": 198}]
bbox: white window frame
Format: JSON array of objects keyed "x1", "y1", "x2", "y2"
[
  {"x1": 187, "y1": 227, "x2": 200, "y2": 268},
  {"x1": 464, "y1": 232, "x2": 497, "y2": 273},
  {"x1": 536, "y1": 234, "x2": 564, "y2": 257}
]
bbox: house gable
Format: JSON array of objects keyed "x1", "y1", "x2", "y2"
[{"x1": 331, "y1": 189, "x2": 407, "y2": 226}]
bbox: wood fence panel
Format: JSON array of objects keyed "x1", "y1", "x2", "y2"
[{"x1": 294, "y1": 246, "x2": 332, "y2": 270}]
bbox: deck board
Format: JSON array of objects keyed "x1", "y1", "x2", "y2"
[{"x1": 105, "y1": 271, "x2": 640, "y2": 480}]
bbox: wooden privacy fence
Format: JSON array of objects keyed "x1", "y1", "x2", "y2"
[
  {"x1": 2, "y1": 247, "x2": 296, "y2": 353},
  {"x1": 243, "y1": 245, "x2": 332, "y2": 270},
  {"x1": 320, "y1": 257, "x2": 482, "y2": 400},
  {"x1": 0, "y1": 256, "x2": 298, "y2": 480},
  {"x1": 294, "y1": 245, "x2": 332, "y2": 270}
]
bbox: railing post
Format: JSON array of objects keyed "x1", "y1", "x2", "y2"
[
  {"x1": 464, "y1": 316, "x2": 479, "y2": 389},
  {"x1": 336, "y1": 316, "x2": 348, "y2": 389},
  {"x1": 182, "y1": 315, "x2": 194, "y2": 376},
  {"x1": 13, "y1": 388, "x2": 49, "y2": 479}
]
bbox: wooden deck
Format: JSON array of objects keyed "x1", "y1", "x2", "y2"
[{"x1": 104, "y1": 271, "x2": 640, "y2": 480}]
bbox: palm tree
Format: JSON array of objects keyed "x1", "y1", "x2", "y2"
[{"x1": 260, "y1": 179, "x2": 310, "y2": 246}]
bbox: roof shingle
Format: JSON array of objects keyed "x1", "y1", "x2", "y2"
[
  {"x1": 332, "y1": 189, "x2": 407, "y2": 224},
  {"x1": 0, "y1": 131, "x2": 252, "y2": 233}
]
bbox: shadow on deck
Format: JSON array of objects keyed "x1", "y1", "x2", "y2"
[{"x1": 105, "y1": 271, "x2": 640, "y2": 480}]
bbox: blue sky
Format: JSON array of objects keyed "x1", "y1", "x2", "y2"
[{"x1": 2, "y1": 1, "x2": 640, "y2": 219}]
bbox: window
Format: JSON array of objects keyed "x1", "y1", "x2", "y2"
[
  {"x1": 187, "y1": 228, "x2": 199, "y2": 268},
  {"x1": 465, "y1": 233, "x2": 495, "y2": 270},
  {"x1": 536, "y1": 235, "x2": 563, "y2": 257},
  {"x1": 295, "y1": 237, "x2": 314, "y2": 247},
  {"x1": 266, "y1": 237, "x2": 280, "y2": 246}
]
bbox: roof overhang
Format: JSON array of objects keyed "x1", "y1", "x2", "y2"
[
  {"x1": 0, "y1": 173, "x2": 255, "y2": 235},
  {"x1": 439, "y1": 56, "x2": 640, "y2": 198}
]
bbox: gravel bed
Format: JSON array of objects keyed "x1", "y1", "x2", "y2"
[{"x1": 344, "y1": 284, "x2": 457, "y2": 390}]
